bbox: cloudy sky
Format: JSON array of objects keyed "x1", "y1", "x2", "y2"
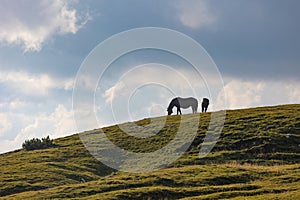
[{"x1": 0, "y1": 0, "x2": 299, "y2": 153}]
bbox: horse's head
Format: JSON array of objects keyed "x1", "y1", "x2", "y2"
[{"x1": 167, "y1": 107, "x2": 173, "y2": 115}]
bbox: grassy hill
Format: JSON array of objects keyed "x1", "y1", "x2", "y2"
[{"x1": 0, "y1": 104, "x2": 299, "y2": 199}]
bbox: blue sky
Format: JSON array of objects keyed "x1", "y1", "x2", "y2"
[{"x1": 0, "y1": 0, "x2": 299, "y2": 153}]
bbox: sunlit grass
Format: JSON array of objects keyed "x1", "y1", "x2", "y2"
[{"x1": 0, "y1": 104, "x2": 299, "y2": 199}]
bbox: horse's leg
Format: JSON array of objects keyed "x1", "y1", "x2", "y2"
[
  {"x1": 194, "y1": 104, "x2": 198, "y2": 113},
  {"x1": 177, "y1": 107, "x2": 182, "y2": 115}
]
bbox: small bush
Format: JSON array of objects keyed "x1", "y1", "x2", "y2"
[{"x1": 22, "y1": 136, "x2": 56, "y2": 151}]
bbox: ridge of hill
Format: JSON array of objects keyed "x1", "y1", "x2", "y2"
[{"x1": 0, "y1": 104, "x2": 299, "y2": 199}]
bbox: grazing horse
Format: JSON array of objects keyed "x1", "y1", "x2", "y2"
[
  {"x1": 201, "y1": 98, "x2": 209, "y2": 112},
  {"x1": 167, "y1": 97, "x2": 198, "y2": 115}
]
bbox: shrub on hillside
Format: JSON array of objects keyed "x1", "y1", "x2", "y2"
[{"x1": 22, "y1": 136, "x2": 57, "y2": 150}]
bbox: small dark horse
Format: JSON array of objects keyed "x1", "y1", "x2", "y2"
[
  {"x1": 167, "y1": 97, "x2": 198, "y2": 115},
  {"x1": 201, "y1": 98, "x2": 209, "y2": 112}
]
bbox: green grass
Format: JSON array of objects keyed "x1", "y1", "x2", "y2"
[{"x1": 0, "y1": 104, "x2": 299, "y2": 199}]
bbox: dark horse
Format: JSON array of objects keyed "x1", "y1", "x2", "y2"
[
  {"x1": 201, "y1": 98, "x2": 209, "y2": 112},
  {"x1": 167, "y1": 97, "x2": 198, "y2": 115}
]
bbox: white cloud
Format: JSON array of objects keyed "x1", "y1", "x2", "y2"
[
  {"x1": 101, "y1": 66, "x2": 193, "y2": 107},
  {"x1": 0, "y1": 113, "x2": 12, "y2": 137},
  {"x1": 216, "y1": 79, "x2": 300, "y2": 110},
  {"x1": 175, "y1": 0, "x2": 216, "y2": 29},
  {"x1": 286, "y1": 83, "x2": 300, "y2": 102},
  {"x1": 0, "y1": 104, "x2": 76, "y2": 153},
  {"x1": 223, "y1": 80, "x2": 265, "y2": 109},
  {"x1": 63, "y1": 78, "x2": 75, "y2": 91},
  {"x1": 101, "y1": 65, "x2": 218, "y2": 105},
  {"x1": 0, "y1": 100, "x2": 28, "y2": 110},
  {"x1": 0, "y1": 70, "x2": 73, "y2": 96},
  {"x1": 147, "y1": 103, "x2": 165, "y2": 118},
  {"x1": 20, "y1": 104, "x2": 76, "y2": 138},
  {"x1": 103, "y1": 82, "x2": 125, "y2": 104},
  {"x1": 0, "y1": 0, "x2": 91, "y2": 52}
]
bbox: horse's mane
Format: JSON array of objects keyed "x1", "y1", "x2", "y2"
[{"x1": 167, "y1": 98, "x2": 177, "y2": 110}]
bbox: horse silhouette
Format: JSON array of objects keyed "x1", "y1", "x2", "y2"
[
  {"x1": 201, "y1": 98, "x2": 209, "y2": 112},
  {"x1": 167, "y1": 97, "x2": 198, "y2": 115}
]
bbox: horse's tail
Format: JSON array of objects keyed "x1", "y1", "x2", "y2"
[{"x1": 192, "y1": 98, "x2": 198, "y2": 113}]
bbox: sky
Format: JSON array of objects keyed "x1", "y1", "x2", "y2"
[{"x1": 0, "y1": 0, "x2": 299, "y2": 153}]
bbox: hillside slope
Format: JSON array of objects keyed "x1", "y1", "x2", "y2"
[{"x1": 0, "y1": 104, "x2": 299, "y2": 199}]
